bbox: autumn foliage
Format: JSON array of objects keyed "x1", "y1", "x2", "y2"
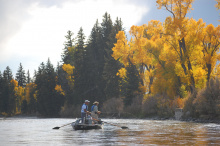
[
  {"x1": 0, "y1": 1, "x2": 219, "y2": 119},
  {"x1": 112, "y1": 0, "x2": 220, "y2": 118}
]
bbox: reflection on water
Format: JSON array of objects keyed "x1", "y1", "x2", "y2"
[{"x1": 0, "y1": 118, "x2": 219, "y2": 145}]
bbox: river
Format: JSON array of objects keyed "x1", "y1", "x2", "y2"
[{"x1": 0, "y1": 117, "x2": 219, "y2": 145}]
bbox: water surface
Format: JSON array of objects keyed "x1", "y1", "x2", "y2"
[{"x1": 0, "y1": 118, "x2": 219, "y2": 145}]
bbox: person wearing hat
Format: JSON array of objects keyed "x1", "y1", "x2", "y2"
[
  {"x1": 81, "y1": 100, "x2": 90, "y2": 124},
  {"x1": 91, "y1": 101, "x2": 101, "y2": 123}
]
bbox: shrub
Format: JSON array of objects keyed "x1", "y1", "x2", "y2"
[
  {"x1": 183, "y1": 89, "x2": 197, "y2": 118},
  {"x1": 101, "y1": 97, "x2": 124, "y2": 117},
  {"x1": 193, "y1": 77, "x2": 220, "y2": 119},
  {"x1": 142, "y1": 94, "x2": 174, "y2": 118},
  {"x1": 156, "y1": 94, "x2": 174, "y2": 118},
  {"x1": 172, "y1": 97, "x2": 184, "y2": 109},
  {"x1": 142, "y1": 95, "x2": 158, "y2": 117},
  {"x1": 124, "y1": 95, "x2": 143, "y2": 118}
]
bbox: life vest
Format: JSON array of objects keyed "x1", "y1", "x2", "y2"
[{"x1": 91, "y1": 105, "x2": 95, "y2": 111}]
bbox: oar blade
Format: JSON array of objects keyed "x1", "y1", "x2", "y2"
[{"x1": 53, "y1": 127, "x2": 60, "y2": 129}]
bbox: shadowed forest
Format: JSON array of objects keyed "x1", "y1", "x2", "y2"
[{"x1": 0, "y1": 0, "x2": 220, "y2": 121}]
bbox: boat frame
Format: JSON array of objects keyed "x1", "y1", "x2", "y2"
[{"x1": 72, "y1": 118, "x2": 103, "y2": 130}]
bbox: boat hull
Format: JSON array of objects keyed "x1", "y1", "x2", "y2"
[
  {"x1": 72, "y1": 123, "x2": 103, "y2": 130},
  {"x1": 72, "y1": 118, "x2": 103, "y2": 130}
]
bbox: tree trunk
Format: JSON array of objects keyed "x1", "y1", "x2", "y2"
[{"x1": 206, "y1": 63, "x2": 211, "y2": 82}]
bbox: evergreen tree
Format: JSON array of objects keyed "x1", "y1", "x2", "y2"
[
  {"x1": 62, "y1": 30, "x2": 74, "y2": 63},
  {"x1": 35, "y1": 59, "x2": 64, "y2": 116},
  {"x1": 26, "y1": 70, "x2": 31, "y2": 84},
  {"x1": 0, "y1": 71, "x2": 4, "y2": 112},
  {"x1": 82, "y1": 20, "x2": 105, "y2": 103},
  {"x1": 102, "y1": 13, "x2": 124, "y2": 99},
  {"x1": 71, "y1": 27, "x2": 87, "y2": 105},
  {"x1": 16, "y1": 63, "x2": 26, "y2": 87},
  {"x1": 2, "y1": 66, "x2": 16, "y2": 114},
  {"x1": 122, "y1": 62, "x2": 141, "y2": 106},
  {"x1": 3, "y1": 66, "x2": 13, "y2": 81}
]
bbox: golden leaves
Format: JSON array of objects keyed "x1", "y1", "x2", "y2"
[
  {"x1": 62, "y1": 64, "x2": 75, "y2": 88},
  {"x1": 62, "y1": 64, "x2": 75, "y2": 75},
  {"x1": 55, "y1": 85, "x2": 65, "y2": 96},
  {"x1": 112, "y1": 0, "x2": 219, "y2": 97},
  {"x1": 10, "y1": 79, "x2": 18, "y2": 87},
  {"x1": 112, "y1": 31, "x2": 130, "y2": 66},
  {"x1": 116, "y1": 68, "x2": 127, "y2": 79}
]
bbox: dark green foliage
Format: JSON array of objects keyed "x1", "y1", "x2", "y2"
[
  {"x1": 0, "y1": 67, "x2": 16, "y2": 115},
  {"x1": 21, "y1": 100, "x2": 28, "y2": 114},
  {"x1": 27, "y1": 83, "x2": 37, "y2": 114},
  {"x1": 35, "y1": 59, "x2": 64, "y2": 117},
  {"x1": 102, "y1": 13, "x2": 123, "y2": 100},
  {"x1": 69, "y1": 27, "x2": 87, "y2": 105},
  {"x1": 0, "y1": 71, "x2": 7, "y2": 113},
  {"x1": 62, "y1": 30, "x2": 74, "y2": 64},
  {"x1": 15, "y1": 63, "x2": 26, "y2": 87},
  {"x1": 82, "y1": 20, "x2": 105, "y2": 103},
  {"x1": 122, "y1": 62, "x2": 141, "y2": 106},
  {"x1": 3, "y1": 66, "x2": 13, "y2": 81},
  {"x1": 26, "y1": 70, "x2": 31, "y2": 84}
]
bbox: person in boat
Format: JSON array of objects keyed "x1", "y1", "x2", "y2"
[
  {"x1": 81, "y1": 100, "x2": 90, "y2": 124},
  {"x1": 91, "y1": 101, "x2": 101, "y2": 123}
]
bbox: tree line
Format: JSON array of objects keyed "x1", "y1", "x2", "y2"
[
  {"x1": 0, "y1": 12, "x2": 130, "y2": 117},
  {"x1": 0, "y1": 0, "x2": 220, "y2": 120}
]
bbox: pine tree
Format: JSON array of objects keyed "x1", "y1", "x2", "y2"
[
  {"x1": 26, "y1": 70, "x2": 31, "y2": 84},
  {"x1": 35, "y1": 59, "x2": 64, "y2": 116},
  {"x1": 122, "y1": 62, "x2": 141, "y2": 106},
  {"x1": 82, "y1": 20, "x2": 105, "y2": 103},
  {"x1": 71, "y1": 27, "x2": 87, "y2": 105},
  {"x1": 16, "y1": 63, "x2": 26, "y2": 87},
  {"x1": 3, "y1": 66, "x2": 13, "y2": 81},
  {"x1": 102, "y1": 13, "x2": 124, "y2": 99},
  {"x1": 62, "y1": 30, "x2": 74, "y2": 64},
  {"x1": 2, "y1": 66, "x2": 16, "y2": 114},
  {"x1": 0, "y1": 71, "x2": 4, "y2": 112}
]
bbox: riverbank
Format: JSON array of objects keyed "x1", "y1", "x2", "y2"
[{"x1": 2, "y1": 113, "x2": 219, "y2": 124}]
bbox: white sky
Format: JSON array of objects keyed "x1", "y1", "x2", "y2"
[{"x1": 0, "y1": 0, "x2": 219, "y2": 78}]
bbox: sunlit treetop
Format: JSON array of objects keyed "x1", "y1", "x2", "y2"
[{"x1": 156, "y1": 0, "x2": 194, "y2": 19}]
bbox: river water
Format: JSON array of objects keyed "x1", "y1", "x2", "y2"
[{"x1": 0, "y1": 117, "x2": 219, "y2": 145}]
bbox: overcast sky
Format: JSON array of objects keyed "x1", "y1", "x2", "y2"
[{"x1": 0, "y1": 0, "x2": 219, "y2": 78}]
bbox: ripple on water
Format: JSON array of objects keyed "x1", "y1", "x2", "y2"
[{"x1": 0, "y1": 118, "x2": 220, "y2": 145}]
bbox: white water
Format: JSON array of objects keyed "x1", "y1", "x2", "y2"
[{"x1": 0, "y1": 118, "x2": 219, "y2": 145}]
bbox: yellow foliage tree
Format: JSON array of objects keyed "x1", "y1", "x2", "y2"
[
  {"x1": 55, "y1": 84, "x2": 65, "y2": 96},
  {"x1": 10, "y1": 79, "x2": 25, "y2": 113},
  {"x1": 113, "y1": 0, "x2": 220, "y2": 99},
  {"x1": 25, "y1": 83, "x2": 37, "y2": 103},
  {"x1": 62, "y1": 64, "x2": 75, "y2": 89},
  {"x1": 156, "y1": 0, "x2": 209, "y2": 92},
  {"x1": 201, "y1": 24, "x2": 220, "y2": 81}
]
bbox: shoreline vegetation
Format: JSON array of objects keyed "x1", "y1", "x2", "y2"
[
  {"x1": 1, "y1": 1, "x2": 220, "y2": 124},
  {"x1": 1, "y1": 113, "x2": 219, "y2": 124}
]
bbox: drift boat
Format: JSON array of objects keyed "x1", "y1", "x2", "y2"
[{"x1": 72, "y1": 118, "x2": 103, "y2": 130}]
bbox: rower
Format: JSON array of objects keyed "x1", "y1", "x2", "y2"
[{"x1": 81, "y1": 100, "x2": 90, "y2": 124}]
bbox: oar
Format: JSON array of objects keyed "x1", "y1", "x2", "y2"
[
  {"x1": 92, "y1": 118, "x2": 128, "y2": 129},
  {"x1": 53, "y1": 122, "x2": 73, "y2": 129}
]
